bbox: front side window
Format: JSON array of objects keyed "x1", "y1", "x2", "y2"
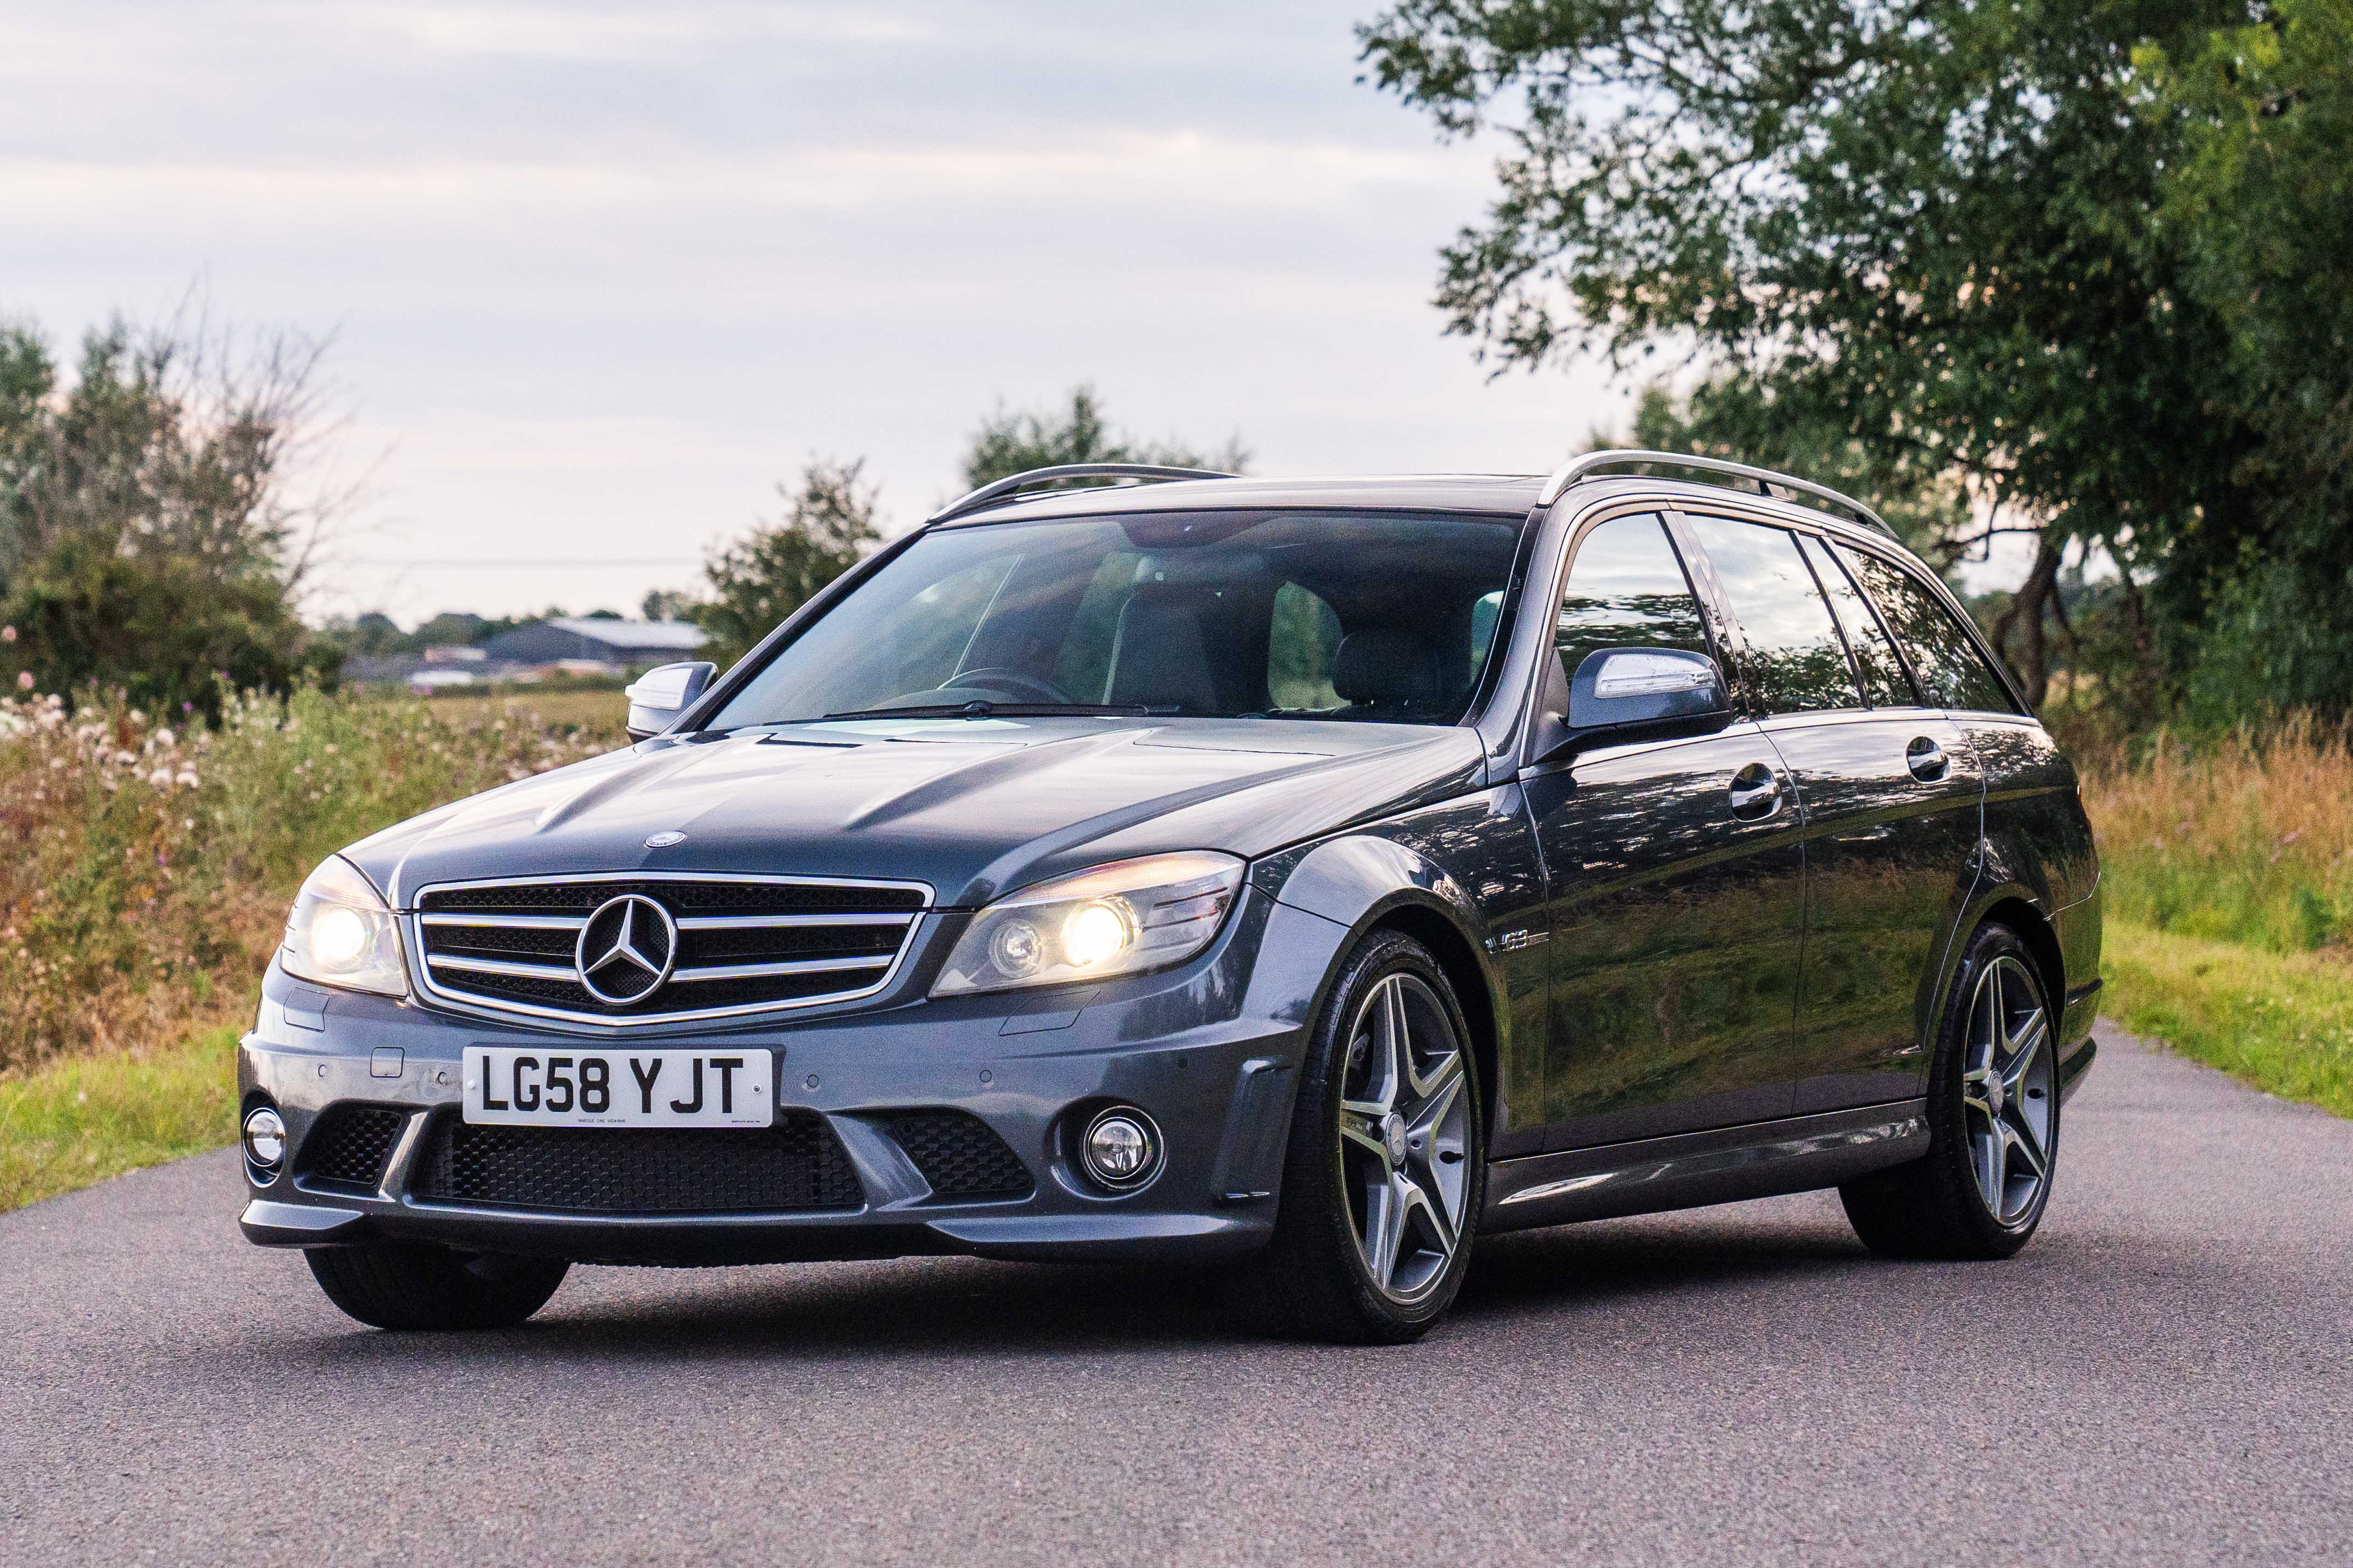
[
  {"x1": 706, "y1": 509, "x2": 1524, "y2": 729},
  {"x1": 1832, "y1": 545, "x2": 2020, "y2": 714},
  {"x1": 1554, "y1": 514, "x2": 1714, "y2": 682},
  {"x1": 1682, "y1": 515, "x2": 1861, "y2": 715}
]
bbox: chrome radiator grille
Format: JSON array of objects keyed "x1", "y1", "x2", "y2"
[{"x1": 410, "y1": 874, "x2": 931, "y2": 1024}]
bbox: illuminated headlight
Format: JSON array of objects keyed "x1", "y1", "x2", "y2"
[
  {"x1": 280, "y1": 855, "x2": 409, "y2": 997},
  {"x1": 931, "y1": 851, "x2": 1245, "y2": 997}
]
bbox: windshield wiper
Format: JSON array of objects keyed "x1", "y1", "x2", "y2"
[{"x1": 806, "y1": 701, "x2": 1157, "y2": 723}]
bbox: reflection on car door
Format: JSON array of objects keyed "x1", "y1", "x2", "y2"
[
  {"x1": 1681, "y1": 520, "x2": 1985, "y2": 1115},
  {"x1": 1526, "y1": 513, "x2": 1807, "y2": 1148}
]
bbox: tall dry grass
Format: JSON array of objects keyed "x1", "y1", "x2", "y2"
[
  {"x1": 0, "y1": 686, "x2": 622, "y2": 1078},
  {"x1": 2080, "y1": 717, "x2": 2353, "y2": 958}
]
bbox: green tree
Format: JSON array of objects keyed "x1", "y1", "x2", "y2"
[
  {"x1": 960, "y1": 385, "x2": 1249, "y2": 490},
  {"x1": 1357, "y1": 1, "x2": 2353, "y2": 717},
  {"x1": 2, "y1": 532, "x2": 337, "y2": 719},
  {"x1": 694, "y1": 458, "x2": 883, "y2": 668},
  {"x1": 0, "y1": 313, "x2": 342, "y2": 709},
  {"x1": 2134, "y1": 0, "x2": 2353, "y2": 717}
]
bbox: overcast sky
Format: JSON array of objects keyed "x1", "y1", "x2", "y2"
[{"x1": 8, "y1": 1, "x2": 1671, "y2": 623}]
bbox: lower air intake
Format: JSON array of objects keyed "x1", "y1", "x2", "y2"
[
  {"x1": 297, "y1": 1105, "x2": 409, "y2": 1192},
  {"x1": 411, "y1": 1114, "x2": 864, "y2": 1215},
  {"x1": 884, "y1": 1110, "x2": 1034, "y2": 1200}
]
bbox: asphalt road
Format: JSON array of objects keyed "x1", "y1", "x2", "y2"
[{"x1": 3, "y1": 1021, "x2": 2347, "y2": 1566}]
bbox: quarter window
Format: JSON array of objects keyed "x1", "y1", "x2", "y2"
[
  {"x1": 1800, "y1": 535, "x2": 1918, "y2": 708},
  {"x1": 1681, "y1": 516, "x2": 1861, "y2": 715},
  {"x1": 1554, "y1": 515, "x2": 1714, "y2": 682},
  {"x1": 1832, "y1": 545, "x2": 2020, "y2": 714}
]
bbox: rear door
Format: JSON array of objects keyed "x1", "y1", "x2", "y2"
[
  {"x1": 1526, "y1": 513, "x2": 1809, "y2": 1148},
  {"x1": 1679, "y1": 514, "x2": 1985, "y2": 1115}
]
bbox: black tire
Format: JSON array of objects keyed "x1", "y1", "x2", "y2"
[
  {"x1": 306, "y1": 1242, "x2": 569, "y2": 1330},
  {"x1": 1841, "y1": 922, "x2": 2061, "y2": 1260},
  {"x1": 1256, "y1": 929, "x2": 1486, "y2": 1344}
]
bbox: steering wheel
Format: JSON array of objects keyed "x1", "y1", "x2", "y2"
[{"x1": 937, "y1": 667, "x2": 1074, "y2": 704}]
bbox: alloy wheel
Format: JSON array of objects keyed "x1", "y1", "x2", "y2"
[
  {"x1": 1959, "y1": 954, "x2": 2056, "y2": 1226},
  {"x1": 1336, "y1": 972, "x2": 1471, "y2": 1303}
]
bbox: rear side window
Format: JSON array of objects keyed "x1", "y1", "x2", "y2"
[
  {"x1": 1799, "y1": 535, "x2": 1917, "y2": 708},
  {"x1": 1681, "y1": 515, "x2": 1860, "y2": 715},
  {"x1": 1555, "y1": 514, "x2": 1713, "y2": 680},
  {"x1": 1833, "y1": 545, "x2": 2020, "y2": 714}
]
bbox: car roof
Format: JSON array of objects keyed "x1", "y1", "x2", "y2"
[
  {"x1": 933, "y1": 472, "x2": 1552, "y2": 525},
  {"x1": 928, "y1": 468, "x2": 1939, "y2": 580}
]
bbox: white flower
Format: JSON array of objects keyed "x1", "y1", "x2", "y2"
[
  {"x1": 148, "y1": 767, "x2": 173, "y2": 788},
  {"x1": 175, "y1": 769, "x2": 199, "y2": 788},
  {"x1": 14, "y1": 671, "x2": 31, "y2": 691},
  {"x1": 154, "y1": 728, "x2": 175, "y2": 750}
]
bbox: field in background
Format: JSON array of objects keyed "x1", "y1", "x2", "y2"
[
  {"x1": 2080, "y1": 721, "x2": 2353, "y2": 1115},
  {"x1": 1, "y1": 692, "x2": 2346, "y2": 1209}
]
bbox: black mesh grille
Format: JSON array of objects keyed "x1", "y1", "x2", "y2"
[
  {"x1": 414, "y1": 876, "x2": 927, "y2": 1020},
  {"x1": 297, "y1": 1105, "x2": 409, "y2": 1192},
  {"x1": 412, "y1": 1113, "x2": 864, "y2": 1215},
  {"x1": 885, "y1": 1111, "x2": 1033, "y2": 1200}
]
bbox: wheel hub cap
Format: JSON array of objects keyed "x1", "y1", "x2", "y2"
[{"x1": 1383, "y1": 1114, "x2": 1409, "y2": 1165}]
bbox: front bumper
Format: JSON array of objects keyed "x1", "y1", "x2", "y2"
[{"x1": 239, "y1": 891, "x2": 1344, "y2": 1266}]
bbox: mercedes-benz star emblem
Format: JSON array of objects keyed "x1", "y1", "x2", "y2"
[
  {"x1": 574, "y1": 894, "x2": 678, "y2": 1005},
  {"x1": 644, "y1": 831, "x2": 687, "y2": 848}
]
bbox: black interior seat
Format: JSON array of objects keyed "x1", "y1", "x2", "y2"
[
  {"x1": 1106, "y1": 588, "x2": 1222, "y2": 711},
  {"x1": 1330, "y1": 628, "x2": 1442, "y2": 718}
]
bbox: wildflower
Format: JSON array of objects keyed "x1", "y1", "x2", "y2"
[
  {"x1": 148, "y1": 767, "x2": 172, "y2": 788},
  {"x1": 14, "y1": 672, "x2": 30, "y2": 691},
  {"x1": 0, "y1": 624, "x2": 14, "y2": 641},
  {"x1": 175, "y1": 769, "x2": 199, "y2": 788},
  {"x1": 155, "y1": 728, "x2": 175, "y2": 749}
]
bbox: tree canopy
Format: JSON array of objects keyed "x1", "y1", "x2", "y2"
[
  {"x1": 0, "y1": 315, "x2": 341, "y2": 715},
  {"x1": 1360, "y1": 0, "x2": 2353, "y2": 720}
]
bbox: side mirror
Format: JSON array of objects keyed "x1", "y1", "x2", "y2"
[
  {"x1": 1534, "y1": 646, "x2": 1732, "y2": 763},
  {"x1": 624, "y1": 661, "x2": 717, "y2": 742}
]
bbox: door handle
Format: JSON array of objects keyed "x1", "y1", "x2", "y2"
[
  {"x1": 1906, "y1": 736, "x2": 1950, "y2": 781},
  {"x1": 1728, "y1": 762, "x2": 1782, "y2": 820}
]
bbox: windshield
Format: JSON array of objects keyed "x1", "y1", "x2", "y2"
[{"x1": 706, "y1": 508, "x2": 1524, "y2": 729}]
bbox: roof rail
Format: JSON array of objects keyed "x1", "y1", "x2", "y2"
[
  {"x1": 929, "y1": 463, "x2": 1238, "y2": 524},
  {"x1": 1537, "y1": 449, "x2": 1897, "y2": 540}
]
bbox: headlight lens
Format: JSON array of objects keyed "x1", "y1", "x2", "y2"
[
  {"x1": 931, "y1": 851, "x2": 1245, "y2": 997},
  {"x1": 281, "y1": 855, "x2": 409, "y2": 997}
]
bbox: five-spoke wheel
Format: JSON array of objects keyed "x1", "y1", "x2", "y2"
[
  {"x1": 1260, "y1": 930, "x2": 1485, "y2": 1342},
  {"x1": 1336, "y1": 972, "x2": 1472, "y2": 1304},
  {"x1": 1841, "y1": 921, "x2": 2061, "y2": 1259},
  {"x1": 1959, "y1": 953, "x2": 2055, "y2": 1226}
]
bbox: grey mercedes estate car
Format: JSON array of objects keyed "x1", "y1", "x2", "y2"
[{"x1": 239, "y1": 451, "x2": 2101, "y2": 1342}]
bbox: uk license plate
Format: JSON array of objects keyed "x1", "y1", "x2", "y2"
[{"x1": 461, "y1": 1047, "x2": 774, "y2": 1128}]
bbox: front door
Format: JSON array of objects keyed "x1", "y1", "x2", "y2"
[{"x1": 1527, "y1": 513, "x2": 1809, "y2": 1147}]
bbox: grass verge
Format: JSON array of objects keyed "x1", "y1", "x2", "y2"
[
  {"x1": 2101, "y1": 918, "x2": 2353, "y2": 1118},
  {"x1": 0, "y1": 1026, "x2": 240, "y2": 1212}
]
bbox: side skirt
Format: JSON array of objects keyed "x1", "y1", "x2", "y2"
[{"x1": 1480, "y1": 1101, "x2": 1929, "y2": 1233}]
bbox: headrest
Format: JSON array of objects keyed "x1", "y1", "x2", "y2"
[
  {"x1": 1107, "y1": 590, "x2": 1221, "y2": 711},
  {"x1": 1331, "y1": 629, "x2": 1439, "y2": 707}
]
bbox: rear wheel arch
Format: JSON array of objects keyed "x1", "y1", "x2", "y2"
[{"x1": 1977, "y1": 896, "x2": 2065, "y2": 1027}]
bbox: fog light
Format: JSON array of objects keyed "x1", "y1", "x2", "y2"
[
  {"x1": 1081, "y1": 1107, "x2": 1161, "y2": 1190},
  {"x1": 242, "y1": 1106, "x2": 287, "y2": 1181}
]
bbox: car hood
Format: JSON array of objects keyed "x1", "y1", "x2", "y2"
[{"x1": 345, "y1": 716, "x2": 1488, "y2": 909}]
